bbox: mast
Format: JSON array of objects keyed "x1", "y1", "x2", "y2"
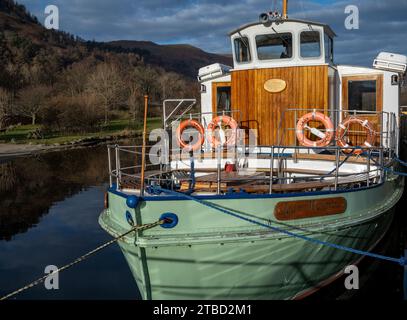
[
  {"x1": 140, "y1": 95, "x2": 148, "y2": 196},
  {"x1": 283, "y1": 0, "x2": 288, "y2": 19}
]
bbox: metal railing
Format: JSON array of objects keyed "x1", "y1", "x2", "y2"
[
  {"x1": 162, "y1": 99, "x2": 243, "y2": 130},
  {"x1": 163, "y1": 99, "x2": 197, "y2": 129},
  {"x1": 107, "y1": 106, "x2": 397, "y2": 196},
  {"x1": 279, "y1": 108, "x2": 397, "y2": 151},
  {"x1": 107, "y1": 143, "x2": 388, "y2": 196}
]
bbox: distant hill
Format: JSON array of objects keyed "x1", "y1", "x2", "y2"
[
  {"x1": 1, "y1": 0, "x2": 233, "y2": 130},
  {"x1": 0, "y1": 0, "x2": 232, "y2": 79},
  {"x1": 0, "y1": 2, "x2": 90, "y2": 69},
  {"x1": 0, "y1": 0, "x2": 38, "y2": 23},
  {"x1": 108, "y1": 40, "x2": 233, "y2": 78}
]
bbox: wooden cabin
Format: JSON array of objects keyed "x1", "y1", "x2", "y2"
[{"x1": 198, "y1": 16, "x2": 402, "y2": 149}]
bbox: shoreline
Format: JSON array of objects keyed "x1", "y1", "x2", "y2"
[
  {"x1": 0, "y1": 133, "x2": 141, "y2": 162},
  {"x1": 0, "y1": 144, "x2": 53, "y2": 162}
]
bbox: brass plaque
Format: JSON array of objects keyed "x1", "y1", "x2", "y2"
[
  {"x1": 274, "y1": 197, "x2": 347, "y2": 221},
  {"x1": 264, "y1": 79, "x2": 287, "y2": 93}
]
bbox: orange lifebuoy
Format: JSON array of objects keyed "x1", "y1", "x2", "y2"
[
  {"x1": 207, "y1": 115, "x2": 239, "y2": 148},
  {"x1": 336, "y1": 117, "x2": 376, "y2": 155},
  {"x1": 176, "y1": 119, "x2": 205, "y2": 151},
  {"x1": 296, "y1": 112, "x2": 334, "y2": 147}
]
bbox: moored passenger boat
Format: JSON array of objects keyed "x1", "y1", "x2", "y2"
[{"x1": 99, "y1": 1, "x2": 406, "y2": 300}]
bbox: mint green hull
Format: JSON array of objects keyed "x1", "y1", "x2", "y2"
[{"x1": 99, "y1": 177, "x2": 403, "y2": 300}]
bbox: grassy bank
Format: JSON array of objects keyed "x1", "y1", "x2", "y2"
[{"x1": 0, "y1": 118, "x2": 162, "y2": 145}]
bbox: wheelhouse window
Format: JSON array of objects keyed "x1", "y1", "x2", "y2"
[
  {"x1": 324, "y1": 34, "x2": 334, "y2": 63},
  {"x1": 234, "y1": 37, "x2": 251, "y2": 63},
  {"x1": 300, "y1": 31, "x2": 321, "y2": 58},
  {"x1": 216, "y1": 86, "x2": 231, "y2": 113},
  {"x1": 256, "y1": 33, "x2": 293, "y2": 60},
  {"x1": 348, "y1": 80, "x2": 376, "y2": 112}
]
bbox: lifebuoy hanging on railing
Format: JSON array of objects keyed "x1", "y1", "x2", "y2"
[
  {"x1": 176, "y1": 119, "x2": 205, "y2": 151},
  {"x1": 207, "y1": 115, "x2": 239, "y2": 148},
  {"x1": 336, "y1": 117, "x2": 376, "y2": 155},
  {"x1": 296, "y1": 111, "x2": 334, "y2": 147}
]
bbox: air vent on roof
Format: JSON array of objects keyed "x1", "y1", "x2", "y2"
[
  {"x1": 373, "y1": 52, "x2": 407, "y2": 74},
  {"x1": 198, "y1": 63, "x2": 232, "y2": 82}
]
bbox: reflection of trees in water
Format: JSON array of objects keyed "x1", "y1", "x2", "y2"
[
  {"x1": 0, "y1": 146, "x2": 110, "y2": 241},
  {"x1": 0, "y1": 163, "x2": 18, "y2": 193}
]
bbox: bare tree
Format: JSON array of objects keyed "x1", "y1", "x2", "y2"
[
  {"x1": 158, "y1": 72, "x2": 185, "y2": 100},
  {"x1": 15, "y1": 85, "x2": 51, "y2": 125},
  {"x1": 0, "y1": 88, "x2": 13, "y2": 129},
  {"x1": 87, "y1": 63, "x2": 126, "y2": 124},
  {"x1": 61, "y1": 61, "x2": 91, "y2": 97},
  {"x1": 132, "y1": 66, "x2": 159, "y2": 97},
  {"x1": 127, "y1": 82, "x2": 143, "y2": 121},
  {"x1": 124, "y1": 66, "x2": 161, "y2": 121}
]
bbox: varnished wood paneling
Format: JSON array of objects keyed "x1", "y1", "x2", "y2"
[{"x1": 231, "y1": 65, "x2": 329, "y2": 145}]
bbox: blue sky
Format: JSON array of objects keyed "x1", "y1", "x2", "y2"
[{"x1": 17, "y1": 0, "x2": 407, "y2": 66}]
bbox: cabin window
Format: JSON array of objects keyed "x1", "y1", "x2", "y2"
[
  {"x1": 348, "y1": 80, "x2": 377, "y2": 112},
  {"x1": 324, "y1": 34, "x2": 334, "y2": 63},
  {"x1": 216, "y1": 86, "x2": 231, "y2": 113},
  {"x1": 256, "y1": 33, "x2": 293, "y2": 60},
  {"x1": 234, "y1": 37, "x2": 251, "y2": 63},
  {"x1": 300, "y1": 31, "x2": 321, "y2": 58}
]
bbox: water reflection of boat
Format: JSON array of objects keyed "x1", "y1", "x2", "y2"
[{"x1": 99, "y1": 1, "x2": 405, "y2": 299}]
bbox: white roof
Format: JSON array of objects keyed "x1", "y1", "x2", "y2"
[{"x1": 229, "y1": 18, "x2": 336, "y2": 38}]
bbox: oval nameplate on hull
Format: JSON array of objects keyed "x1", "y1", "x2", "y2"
[
  {"x1": 274, "y1": 197, "x2": 347, "y2": 221},
  {"x1": 264, "y1": 79, "x2": 287, "y2": 93}
]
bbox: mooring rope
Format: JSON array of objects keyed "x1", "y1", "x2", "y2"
[
  {"x1": 0, "y1": 219, "x2": 165, "y2": 301},
  {"x1": 393, "y1": 156, "x2": 407, "y2": 168},
  {"x1": 382, "y1": 166, "x2": 407, "y2": 177},
  {"x1": 154, "y1": 186, "x2": 406, "y2": 267},
  {"x1": 363, "y1": 152, "x2": 407, "y2": 177}
]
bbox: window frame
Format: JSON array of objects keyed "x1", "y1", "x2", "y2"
[
  {"x1": 216, "y1": 86, "x2": 232, "y2": 113},
  {"x1": 211, "y1": 82, "x2": 232, "y2": 115},
  {"x1": 341, "y1": 74, "x2": 383, "y2": 147},
  {"x1": 233, "y1": 36, "x2": 252, "y2": 64},
  {"x1": 324, "y1": 33, "x2": 334, "y2": 64},
  {"x1": 299, "y1": 29, "x2": 323, "y2": 60},
  {"x1": 342, "y1": 74, "x2": 383, "y2": 115},
  {"x1": 255, "y1": 32, "x2": 294, "y2": 62},
  {"x1": 347, "y1": 79, "x2": 377, "y2": 113}
]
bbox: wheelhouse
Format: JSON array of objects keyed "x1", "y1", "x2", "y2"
[{"x1": 199, "y1": 18, "x2": 402, "y2": 149}]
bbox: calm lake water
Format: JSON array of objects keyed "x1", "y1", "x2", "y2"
[
  {"x1": 0, "y1": 144, "x2": 405, "y2": 300},
  {"x1": 0, "y1": 144, "x2": 140, "y2": 300}
]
